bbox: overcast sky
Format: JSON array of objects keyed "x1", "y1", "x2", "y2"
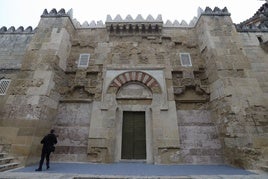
[{"x1": 0, "y1": 0, "x2": 265, "y2": 28}]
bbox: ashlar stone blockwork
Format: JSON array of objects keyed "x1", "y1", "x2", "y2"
[{"x1": 0, "y1": 4, "x2": 267, "y2": 170}]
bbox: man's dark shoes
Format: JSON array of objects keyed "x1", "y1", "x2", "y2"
[{"x1": 35, "y1": 168, "x2": 42, "y2": 171}]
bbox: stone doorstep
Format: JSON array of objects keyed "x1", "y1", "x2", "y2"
[
  {"x1": 0, "y1": 157, "x2": 15, "y2": 165},
  {"x1": 0, "y1": 162, "x2": 20, "y2": 172}
]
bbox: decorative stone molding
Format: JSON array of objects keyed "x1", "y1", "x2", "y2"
[
  {"x1": 236, "y1": 3, "x2": 268, "y2": 32},
  {"x1": 63, "y1": 85, "x2": 94, "y2": 100},
  {"x1": 105, "y1": 14, "x2": 163, "y2": 34},
  {"x1": 0, "y1": 26, "x2": 36, "y2": 34},
  {"x1": 173, "y1": 80, "x2": 209, "y2": 96},
  {"x1": 172, "y1": 69, "x2": 210, "y2": 103},
  {"x1": 163, "y1": 6, "x2": 229, "y2": 28},
  {"x1": 108, "y1": 71, "x2": 161, "y2": 94}
]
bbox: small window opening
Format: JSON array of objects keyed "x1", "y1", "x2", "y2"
[
  {"x1": 180, "y1": 53, "x2": 192, "y2": 67},
  {"x1": 0, "y1": 79, "x2": 11, "y2": 95},
  {"x1": 78, "y1": 54, "x2": 90, "y2": 68}
]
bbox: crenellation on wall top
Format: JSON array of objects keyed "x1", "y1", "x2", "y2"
[
  {"x1": 164, "y1": 17, "x2": 198, "y2": 28},
  {"x1": 38, "y1": 7, "x2": 233, "y2": 30},
  {"x1": 105, "y1": 14, "x2": 163, "y2": 34},
  {"x1": 76, "y1": 20, "x2": 105, "y2": 28},
  {"x1": 0, "y1": 6, "x2": 237, "y2": 33},
  {"x1": 0, "y1": 26, "x2": 37, "y2": 34},
  {"x1": 163, "y1": 6, "x2": 229, "y2": 28},
  {"x1": 105, "y1": 14, "x2": 163, "y2": 23},
  {"x1": 41, "y1": 8, "x2": 73, "y2": 18},
  {"x1": 201, "y1": 6, "x2": 230, "y2": 16},
  {"x1": 235, "y1": 3, "x2": 268, "y2": 32},
  {"x1": 72, "y1": 19, "x2": 105, "y2": 29}
]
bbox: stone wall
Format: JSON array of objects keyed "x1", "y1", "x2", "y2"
[
  {"x1": 0, "y1": 118, "x2": 53, "y2": 165},
  {"x1": 177, "y1": 110, "x2": 223, "y2": 164},
  {"x1": 196, "y1": 13, "x2": 268, "y2": 169},
  {"x1": 239, "y1": 32, "x2": 268, "y2": 93},
  {"x1": 0, "y1": 33, "x2": 33, "y2": 70},
  {"x1": 51, "y1": 102, "x2": 92, "y2": 161},
  {"x1": 237, "y1": 31, "x2": 268, "y2": 168},
  {"x1": 0, "y1": 6, "x2": 267, "y2": 169},
  {"x1": 0, "y1": 15, "x2": 75, "y2": 165}
]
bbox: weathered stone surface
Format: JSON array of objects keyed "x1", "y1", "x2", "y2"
[
  {"x1": 51, "y1": 102, "x2": 91, "y2": 161},
  {"x1": 0, "y1": 34, "x2": 33, "y2": 70},
  {"x1": 0, "y1": 4, "x2": 267, "y2": 169},
  {"x1": 177, "y1": 110, "x2": 223, "y2": 164}
]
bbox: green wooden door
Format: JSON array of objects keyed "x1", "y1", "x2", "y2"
[{"x1": 122, "y1": 111, "x2": 146, "y2": 159}]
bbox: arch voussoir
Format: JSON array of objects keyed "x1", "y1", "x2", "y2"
[{"x1": 108, "y1": 71, "x2": 161, "y2": 94}]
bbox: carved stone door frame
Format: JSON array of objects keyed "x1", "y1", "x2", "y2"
[{"x1": 114, "y1": 106, "x2": 153, "y2": 163}]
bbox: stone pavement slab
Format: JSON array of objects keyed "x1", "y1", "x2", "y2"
[{"x1": 0, "y1": 162, "x2": 267, "y2": 179}]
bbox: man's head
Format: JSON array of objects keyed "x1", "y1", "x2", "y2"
[{"x1": 50, "y1": 129, "x2": 55, "y2": 134}]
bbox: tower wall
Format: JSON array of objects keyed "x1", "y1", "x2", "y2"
[
  {"x1": 196, "y1": 11, "x2": 268, "y2": 168},
  {"x1": 0, "y1": 11, "x2": 75, "y2": 165}
]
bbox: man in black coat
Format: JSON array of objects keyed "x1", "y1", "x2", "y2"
[{"x1": 35, "y1": 129, "x2": 57, "y2": 171}]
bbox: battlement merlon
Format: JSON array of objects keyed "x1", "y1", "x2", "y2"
[
  {"x1": 105, "y1": 14, "x2": 163, "y2": 33},
  {"x1": 41, "y1": 8, "x2": 73, "y2": 18},
  {"x1": 0, "y1": 26, "x2": 36, "y2": 34},
  {"x1": 39, "y1": 7, "x2": 231, "y2": 30},
  {"x1": 0, "y1": 6, "x2": 233, "y2": 34},
  {"x1": 201, "y1": 7, "x2": 230, "y2": 17}
]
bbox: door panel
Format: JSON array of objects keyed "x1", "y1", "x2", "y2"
[
  {"x1": 122, "y1": 116, "x2": 134, "y2": 159},
  {"x1": 122, "y1": 111, "x2": 146, "y2": 159}
]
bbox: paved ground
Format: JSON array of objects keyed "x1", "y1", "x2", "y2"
[{"x1": 0, "y1": 162, "x2": 267, "y2": 179}]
